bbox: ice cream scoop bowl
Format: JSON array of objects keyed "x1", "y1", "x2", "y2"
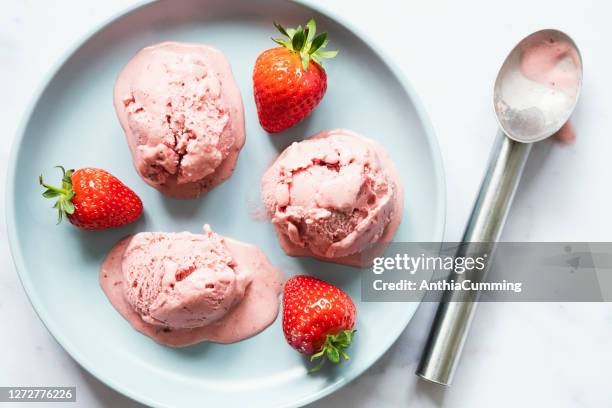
[
  {"x1": 494, "y1": 29, "x2": 582, "y2": 143},
  {"x1": 417, "y1": 29, "x2": 583, "y2": 385}
]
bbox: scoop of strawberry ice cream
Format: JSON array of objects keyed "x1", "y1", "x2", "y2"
[
  {"x1": 121, "y1": 225, "x2": 251, "y2": 329},
  {"x1": 113, "y1": 42, "x2": 245, "y2": 198},
  {"x1": 101, "y1": 226, "x2": 283, "y2": 346},
  {"x1": 261, "y1": 129, "x2": 403, "y2": 263}
]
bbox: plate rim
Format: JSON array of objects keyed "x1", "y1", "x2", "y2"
[{"x1": 5, "y1": 0, "x2": 447, "y2": 407}]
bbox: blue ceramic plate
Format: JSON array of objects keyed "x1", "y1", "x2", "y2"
[{"x1": 6, "y1": 1, "x2": 445, "y2": 407}]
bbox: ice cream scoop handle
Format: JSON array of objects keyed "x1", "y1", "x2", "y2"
[{"x1": 416, "y1": 132, "x2": 532, "y2": 385}]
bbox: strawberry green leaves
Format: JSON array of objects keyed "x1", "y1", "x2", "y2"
[
  {"x1": 39, "y1": 166, "x2": 76, "y2": 224},
  {"x1": 292, "y1": 28, "x2": 305, "y2": 53},
  {"x1": 273, "y1": 21, "x2": 289, "y2": 37},
  {"x1": 272, "y1": 18, "x2": 338, "y2": 71},
  {"x1": 309, "y1": 329, "x2": 356, "y2": 372},
  {"x1": 310, "y1": 33, "x2": 327, "y2": 54}
]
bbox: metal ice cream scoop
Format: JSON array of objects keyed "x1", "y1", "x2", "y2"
[{"x1": 417, "y1": 29, "x2": 583, "y2": 386}]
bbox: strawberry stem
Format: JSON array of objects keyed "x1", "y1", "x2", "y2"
[
  {"x1": 272, "y1": 18, "x2": 338, "y2": 71},
  {"x1": 309, "y1": 329, "x2": 356, "y2": 373},
  {"x1": 39, "y1": 166, "x2": 76, "y2": 224}
]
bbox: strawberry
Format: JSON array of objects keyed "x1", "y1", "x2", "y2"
[
  {"x1": 282, "y1": 275, "x2": 356, "y2": 371},
  {"x1": 253, "y1": 19, "x2": 338, "y2": 133},
  {"x1": 39, "y1": 166, "x2": 143, "y2": 230}
]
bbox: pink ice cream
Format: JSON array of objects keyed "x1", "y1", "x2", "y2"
[
  {"x1": 100, "y1": 226, "x2": 283, "y2": 347},
  {"x1": 520, "y1": 36, "x2": 580, "y2": 95},
  {"x1": 261, "y1": 129, "x2": 403, "y2": 266},
  {"x1": 519, "y1": 35, "x2": 580, "y2": 144},
  {"x1": 113, "y1": 42, "x2": 245, "y2": 198},
  {"x1": 121, "y1": 226, "x2": 249, "y2": 329}
]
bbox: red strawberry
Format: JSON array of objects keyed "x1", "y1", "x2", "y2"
[
  {"x1": 253, "y1": 19, "x2": 338, "y2": 133},
  {"x1": 282, "y1": 275, "x2": 356, "y2": 371},
  {"x1": 39, "y1": 166, "x2": 143, "y2": 230}
]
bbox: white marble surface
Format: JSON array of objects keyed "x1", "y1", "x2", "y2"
[{"x1": 2, "y1": 0, "x2": 611, "y2": 407}]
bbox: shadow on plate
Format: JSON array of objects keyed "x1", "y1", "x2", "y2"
[
  {"x1": 291, "y1": 256, "x2": 363, "y2": 288},
  {"x1": 166, "y1": 340, "x2": 212, "y2": 359},
  {"x1": 69, "y1": 212, "x2": 149, "y2": 260},
  {"x1": 159, "y1": 194, "x2": 210, "y2": 221},
  {"x1": 268, "y1": 114, "x2": 318, "y2": 153}
]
